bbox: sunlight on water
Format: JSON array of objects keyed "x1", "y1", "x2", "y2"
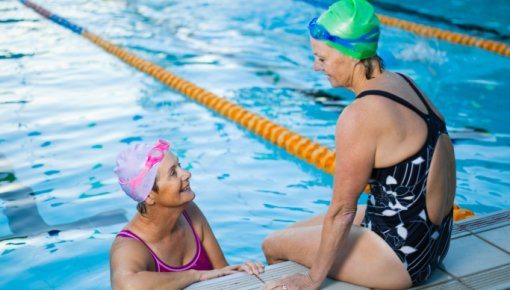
[{"x1": 0, "y1": 0, "x2": 509, "y2": 288}]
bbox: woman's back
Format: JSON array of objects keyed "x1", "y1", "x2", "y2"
[
  {"x1": 358, "y1": 71, "x2": 455, "y2": 225},
  {"x1": 356, "y1": 72, "x2": 455, "y2": 284}
]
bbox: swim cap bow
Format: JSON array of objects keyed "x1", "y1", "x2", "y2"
[{"x1": 309, "y1": 0, "x2": 380, "y2": 59}]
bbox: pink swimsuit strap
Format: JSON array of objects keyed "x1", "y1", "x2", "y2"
[{"x1": 117, "y1": 211, "x2": 213, "y2": 272}]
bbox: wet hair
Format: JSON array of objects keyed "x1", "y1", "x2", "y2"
[
  {"x1": 360, "y1": 55, "x2": 385, "y2": 79},
  {"x1": 136, "y1": 174, "x2": 159, "y2": 216}
]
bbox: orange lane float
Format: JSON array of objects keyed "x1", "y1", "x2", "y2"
[
  {"x1": 84, "y1": 30, "x2": 474, "y2": 220},
  {"x1": 377, "y1": 14, "x2": 510, "y2": 57}
]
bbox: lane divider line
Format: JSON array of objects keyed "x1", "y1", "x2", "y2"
[{"x1": 377, "y1": 14, "x2": 510, "y2": 57}]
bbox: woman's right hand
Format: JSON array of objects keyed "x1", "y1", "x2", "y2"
[
  {"x1": 237, "y1": 260, "x2": 265, "y2": 275},
  {"x1": 198, "y1": 261, "x2": 265, "y2": 282},
  {"x1": 197, "y1": 265, "x2": 244, "y2": 282}
]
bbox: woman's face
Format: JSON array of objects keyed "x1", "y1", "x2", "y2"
[
  {"x1": 152, "y1": 151, "x2": 195, "y2": 207},
  {"x1": 310, "y1": 38, "x2": 357, "y2": 88}
]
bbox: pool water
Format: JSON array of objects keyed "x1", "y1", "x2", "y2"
[{"x1": 1, "y1": 0, "x2": 509, "y2": 289}]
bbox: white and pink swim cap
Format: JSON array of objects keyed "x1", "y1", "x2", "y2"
[{"x1": 114, "y1": 139, "x2": 170, "y2": 202}]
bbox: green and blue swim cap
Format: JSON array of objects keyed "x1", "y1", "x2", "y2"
[{"x1": 309, "y1": 0, "x2": 380, "y2": 60}]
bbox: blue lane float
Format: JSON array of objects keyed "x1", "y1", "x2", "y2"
[{"x1": 20, "y1": 0, "x2": 84, "y2": 34}]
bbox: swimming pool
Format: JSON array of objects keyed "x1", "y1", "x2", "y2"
[{"x1": 1, "y1": 0, "x2": 509, "y2": 288}]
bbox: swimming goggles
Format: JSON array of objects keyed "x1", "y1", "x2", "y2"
[
  {"x1": 119, "y1": 139, "x2": 170, "y2": 201},
  {"x1": 308, "y1": 17, "x2": 379, "y2": 50}
]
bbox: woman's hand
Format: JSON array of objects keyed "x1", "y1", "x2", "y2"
[
  {"x1": 197, "y1": 266, "x2": 241, "y2": 281},
  {"x1": 198, "y1": 261, "x2": 265, "y2": 282},
  {"x1": 237, "y1": 260, "x2": 265, "y2": 275},
  {"x1": 261, "y1": 273, "x2": 321, "y2": 290}
]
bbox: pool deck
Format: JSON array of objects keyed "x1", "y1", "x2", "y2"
[{"x1": 184, "y1": 208, "x2": 510, "y2": 290}]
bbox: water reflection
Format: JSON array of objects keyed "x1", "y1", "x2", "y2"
[{"x1": 0, "y1": 153, "x2": 127, "y2": 241}]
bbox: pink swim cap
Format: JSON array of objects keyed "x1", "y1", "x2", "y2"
[{"x1": 114, "y1": 140, "x2": 170, "y2": 202}]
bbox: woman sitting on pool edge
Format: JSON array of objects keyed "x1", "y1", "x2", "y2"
[
  {"x1": 262, "y1": 0, "x2": 455, "y2": 289},
  {"x1": 110, "y1": 139, "x2": 264, "y2": 289}
]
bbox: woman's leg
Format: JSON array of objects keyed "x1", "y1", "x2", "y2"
[
  {"x1": 287, "y1": 204, "x2": 366, "y2": 228},
  {"x1": 262, "y1": 222, "x2": 411, "y2": 289}
]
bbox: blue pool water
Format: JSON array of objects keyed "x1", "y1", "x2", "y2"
[{"x1": 1, "y1": 0, "x2": 509, "y2": 288}]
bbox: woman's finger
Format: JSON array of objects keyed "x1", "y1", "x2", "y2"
[
  {"x1": 247, "y1": 260, "x2": 265, "y2": 275},
  {"x1": 227, "y1": 261, "x2": 265, "y2": 276},
  {"x1": 238, "y1": 261, "x2": 252, "y2": 275},
  {"x1": 255, "y1": 261, "x2": 265, "y2": 273},
  {"x1": 245, "y1": 261, "x2": 258, "y2": 274}
]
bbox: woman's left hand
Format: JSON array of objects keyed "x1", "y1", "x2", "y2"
[{"x1": 260, "y1": 273, "x2": 321, "y2": 290}]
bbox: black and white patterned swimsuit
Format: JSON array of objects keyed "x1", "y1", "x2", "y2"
[{"x1": 359, "y1": 73, "x2": 453, "y2": 286}]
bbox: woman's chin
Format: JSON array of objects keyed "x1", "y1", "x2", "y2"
[
  {"x1": 328, "y1": 79, "x2": 343, "y2": 88},
  {"x1": 182, "y1": 190, "x2": 196, "y2": 200}
]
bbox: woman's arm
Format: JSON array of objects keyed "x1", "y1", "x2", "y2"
[
  {"x1": 110, "y1": 236, "x2": 246, "y2": 290},
  {"x1": 262, "y1": 103, "x2": 378, "y2": 290},
  {"x1": 110, "y1": 237, "x2": 198, "y2": 290},
  {"x1": 308, "y1": 103, "x2": 378, "y2": 286}
]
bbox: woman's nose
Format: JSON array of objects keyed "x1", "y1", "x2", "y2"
[
  {"x1": 313, "y1": 60, "x2": 322, "y2": 71},
  {"x1": 181, "y1": 168, "x2": 192, "y2": 180}
]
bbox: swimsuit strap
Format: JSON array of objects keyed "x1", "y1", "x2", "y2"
[
  {"x1": 396, "y1": 73, "x2": 448, "y2": 134},
  {"x1": 395, "y1": 73, "x2": 431, "y2": 112},
  {"x1": 357, "y1": 73, "x2": 447, "y2": 129},
  {"x1": 356, "y1": 89, "x2": 429, "y2": 120},
  {"x1": 182, "y1": 211, "x2": 200, "y2": 245},
  {"x1": 181, "y1": 210, "x2": 202, "y2": 262},
  {"x1": 396, "y1": 72, "x2": 448, "y2": 124}
]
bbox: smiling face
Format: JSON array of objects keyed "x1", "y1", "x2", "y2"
[
  {"x1": 150, "y1": 151, "x2": 195, "y2": 208},
  {"x1": 310, "y1": 38, "x2": 359, "y2": 88}
]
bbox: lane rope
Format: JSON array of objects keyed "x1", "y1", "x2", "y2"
[
  {"x1": 19, "y1": 0, "x2": 476, "y2": 221},
  {"x1": 377, "y1": 14, "x2": 510, "y2": 57}
]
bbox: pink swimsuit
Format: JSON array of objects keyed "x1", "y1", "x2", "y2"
[{"x1": 117, "y1": 211, "x2": 213, "y2": 272}]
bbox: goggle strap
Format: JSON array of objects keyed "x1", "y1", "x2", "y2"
[{"x1": 308, "y1": 17, "x2": 379, "y2": 49}]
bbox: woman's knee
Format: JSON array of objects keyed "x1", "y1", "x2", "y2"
[
  {"x1": 261, "y1": 234, "x2": 273, "y2": 255},
  {"x1": 262, "y1": 232, "x2": 285, "y2": 264}
]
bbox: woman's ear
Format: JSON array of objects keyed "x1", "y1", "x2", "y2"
[
  {"x1": 145, "y1": 192, "x2": 156, "y2": 205},
  {"x1": 353, "y1": 59, "x2": 365, "y2": 79}
]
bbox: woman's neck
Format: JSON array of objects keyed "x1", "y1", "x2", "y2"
[
  {"x1": 130, "y1": 206, "x2": 186, "y2": 241},
  {"x1": 350, "y1": 61, "x2": 384, "y2": 95}
]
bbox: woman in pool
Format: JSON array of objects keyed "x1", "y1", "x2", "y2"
[
  {"x1": 262, "y1": 0, "x2": 455, "y2": 289},
  {"x1": 110, "y1": 139, "x2": 264, "y2": 289}
]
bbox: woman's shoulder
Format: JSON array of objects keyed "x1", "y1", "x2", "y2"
[
  {"x1": 112, "y1": 225, "x2": 147, "y2": 250},
  {"x1": 110, "y1": 229, "x2": 155, "y2": 270},
  {"x1": 341, "y1": 95, "x2": 391, "y2": 127},
  {"x1": 351, "y1": 72, "x2": 416, "y2": 116},
  {"x1": 184, "y1": 201, "x2": 202, "y2": 219},
  {"x1": 338, "y1": 89, "x2": 403, "y2": 142},
  {"x1": 359, "y1": 71, "x2": 408, "y2": 93}
]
